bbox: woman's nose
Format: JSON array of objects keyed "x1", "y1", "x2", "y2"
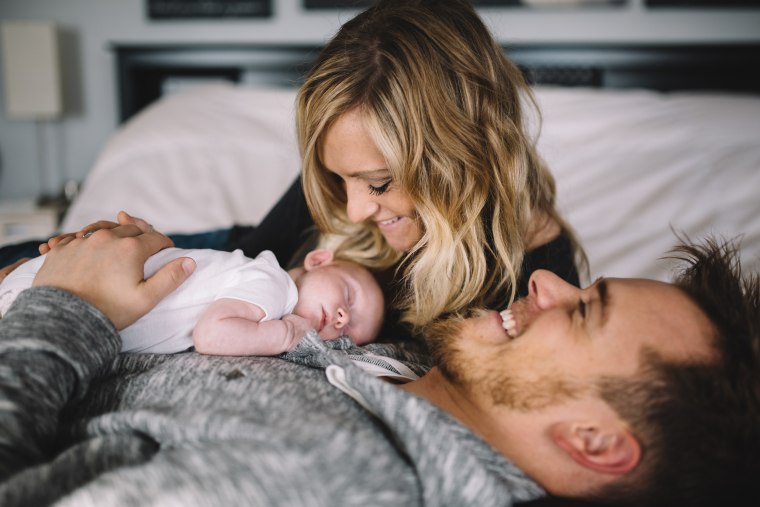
[
  {"x1": 345, "y1": 183, "x2": 380, "y2": 224},
  {"x1": 528, "y1": 269, "x2": 580, "y2": 311},
  {"x1": 334, "y1": 307, "x2": 350, "y2": 329}
]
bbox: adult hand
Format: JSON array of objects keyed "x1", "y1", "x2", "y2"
[
  {"x1": 0, "y1": 257, "x2": 31, "y2": 284},
  {"x1": 33, "y1": 213, "x2": 195, "y2": 330},
  {"x1": 39, "y1": 211, "x2": 156, "y2": 254}
]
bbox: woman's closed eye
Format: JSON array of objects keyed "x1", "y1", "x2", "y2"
[{"x1": 368, "y1": 180, "x2": 391, "y2": 196}]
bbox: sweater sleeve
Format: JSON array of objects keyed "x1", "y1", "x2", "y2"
[{"x1": 0, "y1": 287, "x2": 121, "y2": 480}]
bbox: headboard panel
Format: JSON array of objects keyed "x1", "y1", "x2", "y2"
[
  {"x1": 113, "y1": 44, "x2": 320, "y2": 122},
  {"x1": 112, "y1": 43, "x2": 760, "y2": 122},
  {"x1": 506, "y1": 44, "x2": 760, "y2": 90}
]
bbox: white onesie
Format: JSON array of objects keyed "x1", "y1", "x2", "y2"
[{"x1": 0, "y1": 248, "x2": 298, "y2": 353}]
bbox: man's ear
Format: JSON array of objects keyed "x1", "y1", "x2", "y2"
[
  {"x1": 550, "y1": 421, "x2": 641, "y2": 475},
  {"x1": 303, "y1": 248, "x2": 335, "y2": 271}
]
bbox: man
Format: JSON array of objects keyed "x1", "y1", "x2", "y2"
[
  {"x1": 0, "y1": 218, "x2": 757, "y2": 506},
  {"x1": 422, "y1": 240, "x2": 759, "y2": 506}
]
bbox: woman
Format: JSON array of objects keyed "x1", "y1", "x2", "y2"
[
  {"x1": 296, "y1": 0, "x2": 581, "y2": 334},
  {"x1": 2, "y1": 0, "x2": 582, "y2": 341}
]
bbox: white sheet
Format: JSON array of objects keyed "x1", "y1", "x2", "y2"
[
  {"x1": 62, "y1": 84, "x2": 760, "y2": 283},
  {"x1": 62, "y1": 86, "x2": 300, "y2": 234},
  {"x1": 535, "y1": 87, "x2": 760, "y2": 281}
]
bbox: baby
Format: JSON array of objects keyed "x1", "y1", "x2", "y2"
[{"x1": 0, "y1": 247, "x2": 384, "y2": 355}]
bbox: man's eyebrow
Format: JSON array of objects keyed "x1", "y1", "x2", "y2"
[{"x1": 595, "y1": 278, "x2": 609, "y2": 327}]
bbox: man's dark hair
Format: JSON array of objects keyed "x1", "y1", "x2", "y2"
[{"x1": 593, "y1": 238, "x2": 760, "y2": 507}]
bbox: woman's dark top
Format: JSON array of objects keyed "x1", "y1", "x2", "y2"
[{"x1": 226, "y1": 178, "x2": 579, "y2": 342}]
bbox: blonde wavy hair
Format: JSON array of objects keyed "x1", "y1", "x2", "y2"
[{"x1": 298, "y1": 0, "x2": 577, "y2": 331}]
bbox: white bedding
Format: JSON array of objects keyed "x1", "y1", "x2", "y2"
[
  {"x1": 535, "y1": 87, "x2": 760, "y2": 281},
  {"x1": 62, "y1": 84, "x2": 760, "y2": 283},
  {"x1": 62, "y1": 86, "x2": 300, "y2": 234}
]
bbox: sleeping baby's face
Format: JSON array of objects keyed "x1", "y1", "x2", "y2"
[{"x1": 291, "y1": 260, "x2": 384, "y2": 345}]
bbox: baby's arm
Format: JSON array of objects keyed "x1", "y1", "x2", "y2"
[{"x1": 192, "y1": 298, "x2": 312, "y2": 356}]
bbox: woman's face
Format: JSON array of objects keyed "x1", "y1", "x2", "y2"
[{"x1": 320, "y1": 108, "x2": 422, "y2": 252}]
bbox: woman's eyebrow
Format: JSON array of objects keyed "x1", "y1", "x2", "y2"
[{"x1": 347, "y1": 169, "x2": 390, "y2": 180}]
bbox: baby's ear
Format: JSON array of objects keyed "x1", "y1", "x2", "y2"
[{"x1": 303, "y1": 248, "x2": 335, "y2": 271}]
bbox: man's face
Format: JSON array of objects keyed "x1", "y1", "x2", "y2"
[{"x1": 434, "y1": 270, "x2": 714, "y2": 411}]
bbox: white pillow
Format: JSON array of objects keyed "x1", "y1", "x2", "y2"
[
  {"x1": 536, "y1": 86, "x2": 760, "y2": 281},
  {"x1": 62, "y1": 84, "x2": 300, "y2": 234}
]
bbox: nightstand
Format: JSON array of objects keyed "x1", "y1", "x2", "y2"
[{"x1": 0, "y1": 199, "x2": 61, "y2": 247}]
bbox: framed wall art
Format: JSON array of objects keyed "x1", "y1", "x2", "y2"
[
  {"x1": 646, "y1": 0, "x2": 760, "y2": 6},
  {"x1": 147, "y1": 0, "x2": 272, "y2": 19},
  {"x1": 303, "y1": 1, "x2": 626, "y2": 8}
]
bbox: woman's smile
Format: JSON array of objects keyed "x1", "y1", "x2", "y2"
[{"x1": 377, "y1": 216, "x2": 403, "y2": 227}]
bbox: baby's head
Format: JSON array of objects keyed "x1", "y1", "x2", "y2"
[{"x1": 289, "y1": 249, "x2": 384, "y2": 345}]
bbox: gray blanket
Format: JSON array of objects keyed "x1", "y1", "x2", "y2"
[{"x1": 0, "y1": 287, "x2": 544, "y2": 506}]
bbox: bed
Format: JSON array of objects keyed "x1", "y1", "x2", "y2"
[{"x1": 60, "y1": 43, "x2": 760, "y2": 284}]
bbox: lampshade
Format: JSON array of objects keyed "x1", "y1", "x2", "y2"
[{"x1": 1, "y1": 21, "x2": 63, "y2": 119}]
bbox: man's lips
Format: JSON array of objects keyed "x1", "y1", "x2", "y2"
[{"x1": 500, "y1": 296, "x2": 541, "y2": 338}]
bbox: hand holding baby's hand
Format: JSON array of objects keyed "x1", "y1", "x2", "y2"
[
  {"x1": 39, "y1": 211, "x2": 169, "y2": 255},
  {"x1": 33, "y1": 213, "x2": 193, "y2": 330}
]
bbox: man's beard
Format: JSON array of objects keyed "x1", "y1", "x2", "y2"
[{"x1": 426, "y1": 310, "x2": 588, "y2": 412}]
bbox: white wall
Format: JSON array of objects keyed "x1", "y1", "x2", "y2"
[{"x1": 1, "y1": 0, "x2": 759, "y2": 200}]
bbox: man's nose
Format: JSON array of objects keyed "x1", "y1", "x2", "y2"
[
  {"x1": 334, "y1": 307, "x2": 350, "y2": 329},
  {"x1": 528, "y1": 269, "x2": 580, "y2": 311},
  {"x1": 345, "y1": 183, "x2": 380, "y2": 224}
]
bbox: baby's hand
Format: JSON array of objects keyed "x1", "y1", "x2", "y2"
[{"x1": 281, "y1": 314, "x2": 314, "y2": 349}]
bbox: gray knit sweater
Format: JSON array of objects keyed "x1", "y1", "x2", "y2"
[{"x1": 0, "y1": 287, "x2": 544, "y2": 506}]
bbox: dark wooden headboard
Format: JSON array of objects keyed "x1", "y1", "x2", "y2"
[
  {"x1": 112, "y1": 44, "x2": 319, "y2": 123},
  {"x1": 112, "y1": 43, "x2": 760, "y2": 123}
]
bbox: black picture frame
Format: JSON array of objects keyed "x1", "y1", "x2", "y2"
[
  {"x1": 302, "y1": 1, "x2": 627, "y2": 8},
  {"x1": 301, "y1": 1, "x2": 521, "y2": 9},
  {"x1": 147, "y1": 0, "x2": 272, "y2": 19},
  {"x1": 302, "y1": 0, "x2": 370, "y2": 7},
  {"x1": 645, "y1": 0, "x2": 760, "y2": 5}
]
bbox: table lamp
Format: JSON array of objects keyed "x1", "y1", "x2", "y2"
[{"x1": 1, "y1": 21, "x2": 63, "y2": 200}]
